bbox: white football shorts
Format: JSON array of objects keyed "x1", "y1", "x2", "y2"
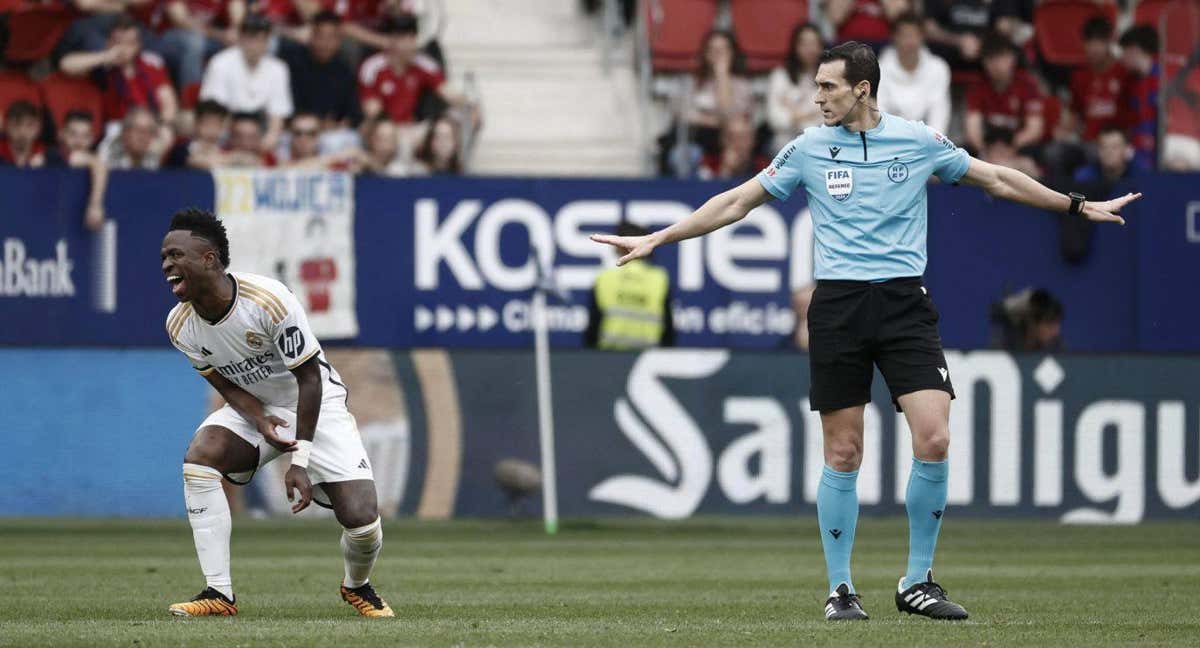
[{"x1": 196, "y1": 400, "x2": 374, "y2": 508}]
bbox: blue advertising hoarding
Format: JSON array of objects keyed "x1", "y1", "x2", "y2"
[{"x1": 1, "y1": 168, "x2": 1197, "y2": 350}]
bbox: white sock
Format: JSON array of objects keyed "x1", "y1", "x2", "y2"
[
  {"x1": 183, "y1": 463, "x2": 233, "y2": 600},
  {"x1": 341, "y1": 517, "x2": 383, "y2": 588}
]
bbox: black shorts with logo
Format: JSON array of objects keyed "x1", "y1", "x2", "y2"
[{"x1": 807, "y1": 277, "x2": 955, "y2": 412}]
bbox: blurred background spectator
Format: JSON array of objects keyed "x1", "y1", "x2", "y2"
[
  {"x1": 766, "y1": 23, "x2": 823, "y2": 151},
  {"x1": 980, "y1": 125, "x2": 1041, "y2": 178},
  {"x1": 142, "y1": 0, "x2": 246, "y2": 89},
  {"x1": 358, "y1": 13, "x2": 466, "y2": 126},
  {"x1": 1070, "y1": 17, "x2": 1129, "y2": 146},
  {"x1": 1118, "y1": 25, "x2": 1160, "y2": 171},
  {"x1": 822, "y1": 0, "x2": 911, "y2": 51},
  {"x1": 99, "y1": 105, "x2": 165, "y2": 168},
  {"x1": 990, "y1": 287, "x2": 1065, "y2": 352},
  {"x1": 877, "y1": 11, "x2": 950, "y2": 133},
  {"x1": 361, "y1": 118, "x2": 407, "y2": 176},
  {"x1": 409, "y1": 114, "x2": 461, "y2": 175},
  {"x1": 281, "y1": 10, "x2": 361, "y2": 132},
  {"x1": 965, "y1": 33, "x2": 1043, "y2": 154},
  {"x1": 56, "y1": 109, "x2": 109, "y2": 230},
  {"x1": 0, "y1": 101, "x2": 55, "y2": 167},
  {"x1": 164, "y1": 98, "x2": 227, "y2": 168},
  {"x1": 200, "y1": 13, "x2": 291, "y2": 151},
  {"x1": 585, "y1": 222, "x2": 675, "y2": 351},
  {"x1": 698, "y1": 115, "x2": 765, "y2": 180},
  {"x1": 60, "y1": 14, "x2": 178, "y2": 133},
  {"x1": 1061, "y1": 125, "x2": 1138, "y2": 264},
  {"x1": 226, "y1": 110, "x2": 275, "y2": 166}
]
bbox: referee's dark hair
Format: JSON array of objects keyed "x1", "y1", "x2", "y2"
[
  {"x1": 169, "y1": 207, "x2": 231, "y2": 268},
  {"x1": 819, "y1": 41, "x2": 880, "y2": 98}
]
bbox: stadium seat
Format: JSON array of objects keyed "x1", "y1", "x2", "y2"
[
  {"x1": 642, "y1": 0, "x2": 719, "y2": 73},
  {"x1": 40, "y1": 72, "x2": 104, "y2": 136},
  {"x1": 1133, "y1": 0, "x2": 1173, "y2": 28},
  {"x1": 0, "y1": 70, "x2": 43, "y2": 123},
  {"x1": 730, "y1": 0, "x2": 810, "y2": 74},
  {"x1": 1034, "y1": 0, "x2": 1119, "y2": 67},
  {"x1": 4, "y1": 2, "x2": 78, "y2": 64}
]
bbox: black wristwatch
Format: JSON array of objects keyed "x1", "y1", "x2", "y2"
[{"x1": 1067, "y1": 192, "x2": 1087, "y2": 216}]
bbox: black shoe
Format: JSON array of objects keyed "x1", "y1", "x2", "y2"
[
  {"x1": 895, "y1": 570, "x2": 968, "y2": 620},
  {"x1": 824, "y1": 583, "x2": 869, "y2": 620}
]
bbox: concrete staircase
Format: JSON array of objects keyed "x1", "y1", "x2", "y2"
[{"x1": 440, "y1": 0, "x2": 646, "y2": 177}]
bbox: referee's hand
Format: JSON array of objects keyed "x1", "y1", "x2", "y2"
[
  {"x1": 590, "y1": 233, "x2": 656, "y2": 266},
  {"x1": 1083, "y1": 192, "x2": 1142, "y2": 226}
]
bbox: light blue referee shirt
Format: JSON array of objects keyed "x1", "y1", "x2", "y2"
[{"x1": 756, "y1": 112, "x2": 970, "y2": 281}]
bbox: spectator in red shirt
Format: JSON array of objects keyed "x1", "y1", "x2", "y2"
[
  {"x1": 1070, "y1": 16, "x2": 1130, "y2": 143},
  {"x1": 1118, "y1": 25, "x2": 1159, "y2": 170},
  {"x1": 823, "y1": 0, "x2": 910, "y2": 51},
  {"x1": 0, "y1": 101, "x2": 58, "y2": 168},
  {"x1": 61, "y1": 14, "x2": 179, "y2": 130},
  {"x1": 965, "y1": 33, "x2": 1044, "y2": 153},
  {"x1": 358, "y1": 13, "x2": 467, "y2": 124},
  {"x1": 697, "y1": 116, "x2": 766, "y2": 180}
]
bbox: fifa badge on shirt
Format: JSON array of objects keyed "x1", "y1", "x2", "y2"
[{"x1": 825, "y1": 168, "x2": 853, "y2": 202}]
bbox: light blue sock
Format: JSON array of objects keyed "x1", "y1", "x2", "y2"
[
  {"x1": 817, "y1": 465, "x2": 859, "y2": 594},
  {"x1": 903, "y1": 458, "x2": 949, "y2": 589}
]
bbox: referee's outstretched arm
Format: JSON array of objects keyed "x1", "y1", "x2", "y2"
[
  {"x1": 590, "y1": 178, "x2": 773, "y2": 266},
  {"x1": 959, "y1": 156, "x2": 1140, "y2": 225}
]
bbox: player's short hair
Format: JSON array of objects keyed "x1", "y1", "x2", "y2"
[
  {"x1": 63, "y1": 109, "x2": 93, "y2": 127},
  {"x1": 169, "y1": 207, "x2": 230, "y2": 268},
  {"x1": 194, "y1": 99, "x2": 229, "y2": 119},
  {"x1": 5, "y1": 100, "x2": 39, "y2": 124},
  {"x1": 819, "y1": 41, "x2": 880, "y2": 97},
  {"x1": 893, "y1": 11, "x2": 922, "y2": 32},
  {"x1": 980, "y1": 32, "x2": 1016, "y2": 60},
  {"x1": 1119, "y1": 25, "x2": 1159, "y2": 55},
  {"x1": 383, "y1": 13, "x2": 419, "y2": 36},
  {"x1": 1081, "y1": 16, "x2": 1113, "y2": 42}
]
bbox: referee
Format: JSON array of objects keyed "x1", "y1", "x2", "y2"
[{"x1": 592, "y1": 41, "x2": 1138, "y2": 622}]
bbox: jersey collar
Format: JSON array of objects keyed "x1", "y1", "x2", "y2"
[
  {"x1": 198, "y1": 273, "x2": 239, "y2": 326},
  {"x1": 839, "y1": 111, "x2": 887, "y2": 136}
]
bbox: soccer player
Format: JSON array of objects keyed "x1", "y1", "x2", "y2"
[
  {"x1": 592, "y1": 42, "x2": 1139, "y2": 621},
  {"x1": 161, "y1": 208, "x2": 393, "y2": 618}
]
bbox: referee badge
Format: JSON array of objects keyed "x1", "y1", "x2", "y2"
[{"x1": 825, "y1": 168, "x2": 853, "y2": 202}]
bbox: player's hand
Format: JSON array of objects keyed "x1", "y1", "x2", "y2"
[
  {"x1": 590, "y1": 233, "x2": 657, "y2": 266},
  {"x1": 284, "y1": 465, "x2": 313, "y2": 514},
  {"x1": 256, "y1": 415, "x2": 296, "y2": 453},
  {"x1": 1083, "y1": 192, "x2": 1141, "y2": 226}
]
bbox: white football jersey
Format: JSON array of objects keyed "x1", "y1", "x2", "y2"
[{"x1": 167, "y1": 272, "x2": 348, "y2": 409}]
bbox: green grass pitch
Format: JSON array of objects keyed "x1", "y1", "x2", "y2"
[{"x1": 2, "y1": 516, "x2": 1198, "y2": 647}]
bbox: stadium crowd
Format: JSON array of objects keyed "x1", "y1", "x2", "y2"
[
  {"x1": 652, "y1": 0, "x2": 1195, "y2": 184},
  {"x1": 0, "y1": 0, "x2": 476, "y2": 227}
]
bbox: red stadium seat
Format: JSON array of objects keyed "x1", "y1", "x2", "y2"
[
  {"x1": 642, "y1": 0, "x2": 719, "y2": 73},
  {"x1": 4, "y1": 2, "x2": 78, "y2": 64},
  {"x1": 0, "y1": 70, "x2": 43, "y2": 124},
  {"x1": 730, "y1": 0, "x2": 810, "y2": 74},
  {"x1": 1034, "y1": 0, "x2": 1119, "y2": 67},
  {"x1": 1133, "y1": 0, "x2": 1173, "y2": 28},
  {"x1": 40, "y1": 72, "x2": 104, "y2": 137}
]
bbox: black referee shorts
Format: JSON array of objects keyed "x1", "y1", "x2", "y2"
[{"x1": 807, "y1": 277, "x2": 955, "y2": 413}]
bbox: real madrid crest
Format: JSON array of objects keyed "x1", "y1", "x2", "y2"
[{"x1": 245, "y1": 331, "x2": 264, "y2": 349}]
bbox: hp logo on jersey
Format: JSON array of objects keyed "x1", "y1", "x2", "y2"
[
  {"x1": 825, "y1": 168, "x2": 853, "y2": 202},
  {"x1": 278, "y1": 326, "x2": 306, "y2": 360}
]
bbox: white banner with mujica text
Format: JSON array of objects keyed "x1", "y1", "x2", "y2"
[{"x1": 214, "y1": 169, "x2": 358, "y2": 338}]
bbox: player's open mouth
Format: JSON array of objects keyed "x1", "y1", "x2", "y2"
[{"x1": 167, "y1": 275, "x2": 186, "y2": 297}]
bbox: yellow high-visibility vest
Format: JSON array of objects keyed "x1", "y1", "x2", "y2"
[{"x1": 594, "y1": 260, "x2": 669, "y2": 350}]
